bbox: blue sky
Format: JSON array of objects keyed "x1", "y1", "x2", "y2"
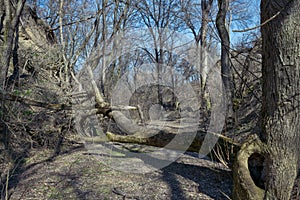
[{"x1": 230, "y1": 0, "x2": 261, "y2": 46}]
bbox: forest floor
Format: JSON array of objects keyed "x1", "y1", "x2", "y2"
[
  {"x1": 6, "y1": 137, "x2": 234, "y2": 200},
  {"x1": 2, "y1": 134, "x2": 299, "y2": 200}
]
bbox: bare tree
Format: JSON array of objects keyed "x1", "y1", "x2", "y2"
[
  {"x1": 98, "y1": 0, "x2": 133, "y2": 98},
  {"x1": 134, "y1": 0, "x2": 180, "y2": 105},
  {"x1": 179, "y1": 0, "x2": 213, "y2": 89},
  {"x1": 216, "y1": 0, "x2": 234, "y2": 124}
]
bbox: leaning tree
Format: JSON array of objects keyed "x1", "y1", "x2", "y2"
[{"x1": 233, "y1": 0, "x2": 300, "y2": 199}]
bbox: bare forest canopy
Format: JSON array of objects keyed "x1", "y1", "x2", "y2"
[
  {"x1": 0, "y1": 0, "x2": 299, "y2": 200},
  {"x1": 0, "y1": 0, "x2": 262, "y2": 151}
]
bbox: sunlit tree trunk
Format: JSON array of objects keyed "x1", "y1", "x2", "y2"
[
  {"x1": 233, "y1": 1, "x2": 300, "y2": 199},
  {"x1": 199, "y1": 0, "x2": 213, "y2": 89},
  {"x1": 260, "y1": 0, "x2": 300, "y2": 199}
]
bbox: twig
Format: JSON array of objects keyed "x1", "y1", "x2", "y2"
[
  {"x1": 50, "y1": 15, "x2": 96, "y2": 31},
  {"x1": 48, "y1": 3, "x2": 113, "y2": 31},
  {"x1": 232, "y1": 10, "x2": 282, "y2": 33},
  {"x1": 5, "y1": 169, "x2": 9, "y2": 200},
  {"x1": 112, "y1": 187, "x2": 140, "y2": 200},
  {"x1": 0, "y1": 91, "x2": 72, "y2": 110},
  {"x1": 219, "y1": 189, "x2": 232, "y2": 200},
  {"x1": 112, "y1": 187, "x2": 126, "y2": 197}
]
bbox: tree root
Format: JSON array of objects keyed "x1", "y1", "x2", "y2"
[{"x1": 232, "y1": 134, "x2": 266, "y2": 200}]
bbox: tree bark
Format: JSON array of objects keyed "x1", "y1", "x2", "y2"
[
  {"x1": 200, "y1": 0, "x2": 213, "y2": 89},
  {"x1": 216, "y1": 0, "x2": 233, "y2": 120},
  {"x1": 260, "y1": 0, "x2": 300, "y2": 199},
  {"x1": 0, "y1": 0, "x2": 26, "y2": 90},
  {"x1": 0, "y1": 0, "x2": 4, "y2": 34},
  {"x1": 233, "y1": 1, "x2": 300, "y2": 199},
  {"x1": 82, "y1": 121, "x2": 239, "y2": 159}
]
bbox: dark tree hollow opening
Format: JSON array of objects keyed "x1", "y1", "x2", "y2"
[{"x1": 248, "y1": 152, "x2": 265, "y2": 190}]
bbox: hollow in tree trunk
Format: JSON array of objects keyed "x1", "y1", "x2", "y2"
[{"x1": 233, "y1": 1, "x2": 300, "y2": 199}]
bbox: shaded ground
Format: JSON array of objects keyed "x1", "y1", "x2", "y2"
[
  {"x1": 7, "y1": 140, "x2": 233, "y2": 200},
  {"x1": 2, "y1": 135, "x2": 299, "y2": 200}
]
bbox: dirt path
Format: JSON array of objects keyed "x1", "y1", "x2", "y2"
[{"x1": 8, "y1": 141, "x2": 233, "y2": 200}]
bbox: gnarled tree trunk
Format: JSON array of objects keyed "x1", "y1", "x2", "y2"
[{"x1": 233, "y1": 1, "x2": 300, "y2": 199}]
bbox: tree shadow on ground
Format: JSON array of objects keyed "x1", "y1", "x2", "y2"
[
  {"x1": 162, "y1": 160, "x2": 232, "y2": 200},
  {"x1": 1, "y1": 139, "x2": 84, "y2": 200},
  {"x1": 84, "y1": 142, "x2": 233, "y2": 200},
  {"x1": 4, "y1": 140, "x2": 233, "y2": 200}
]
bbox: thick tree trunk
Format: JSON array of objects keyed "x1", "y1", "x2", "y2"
[
  {"x1": 260, "y1": 0, "x2": 300, "y2": 199},
  {"x1": 233, "y1": 1, "x2": 300, "y2": 199}
]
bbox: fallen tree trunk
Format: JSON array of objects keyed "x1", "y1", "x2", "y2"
[
  {"x1": 82, "y1": 113, "x2": 241, "y2": 163},
  {"x1": 106, "y1": 130, "x2": 240, "y2": 155},
  {"x1": 76, "y1": 53, "x2": 241, "y2": 163}
]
